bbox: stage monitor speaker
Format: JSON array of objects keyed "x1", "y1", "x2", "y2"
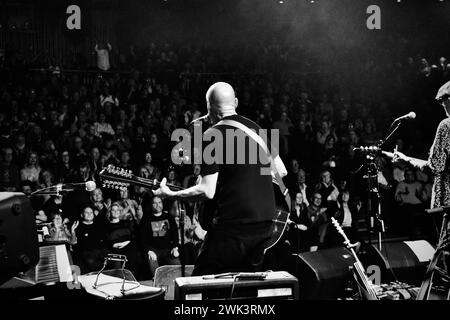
[
  {"x1": 174, "y1": 271, "x2": 299, "y2": 300},
  {"x1": 0, "y1": 193, "x2": 39, "y2": 285},
  {"x1": 290, "y1": 247, "x2": 356, "y2": 300},
  {"x1": 361, "y1": 240, "x2": 435, "y2": 286}
]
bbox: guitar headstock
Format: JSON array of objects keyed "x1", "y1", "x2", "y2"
[
  {"x1": 102, "y1": 180, "x2": 130, "y2": 191},
  {"x1": 101, "y1": 164, "x2": 133, "y2": 178},
  {"x1": 99, "y1": 165, "x2": 133, "y2": 191}
]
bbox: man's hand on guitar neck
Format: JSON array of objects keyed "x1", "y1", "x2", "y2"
[{"x1": 152, "y1": 177, "x2": 176, "y2": 198}]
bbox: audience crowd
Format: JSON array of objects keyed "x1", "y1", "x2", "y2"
[{"x1": 0, "y1": 36, "x2": 447, "y2": 279}]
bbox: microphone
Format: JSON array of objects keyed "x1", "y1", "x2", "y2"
[
  {"x1": 394, "y1": 111, "x2": 416, "y2": 123},
  {"x1": 56, "y1": 181, "x2": 97, "y2": 192}
]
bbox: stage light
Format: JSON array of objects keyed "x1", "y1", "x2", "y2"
[{"x1": 279, "y1": 0, "x2": 284, "y2": 4}]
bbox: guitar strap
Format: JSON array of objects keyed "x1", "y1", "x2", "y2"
[{"x1": 215, "y1": 119, "x2": 291, "y2": 211}]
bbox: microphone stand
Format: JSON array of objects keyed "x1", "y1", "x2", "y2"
[
  {"x1": 355, "y1": 118, "x2": 407, "y2": 250},
  {"x1": 31, "y1": 184, "x2": 64, "y2": 196},
  {"x1": 377, "y1": 119, "x2": 403, "y2": 149}
]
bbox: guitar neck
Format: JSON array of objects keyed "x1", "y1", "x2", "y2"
[
  {"x1": 134, "y1": 176, "x2": 185, "y2": 191},
  {"x1": 331, "y1": 217, "x2": 378, "y2": 300},
  {"x1": 99, "y1": 165, "x2": 186, "y2": 192}
]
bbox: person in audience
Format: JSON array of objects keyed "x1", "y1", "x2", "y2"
[
  {"x1": 139, "y1": 196, "x2": 180, "y2": 278},
  {"x1": 306, "y1": 193, "x2": 328, "y2": 250},
  {"x1": 72, "y1": 206, "x2": 107, "y2": 273},
  {"x1": 142, "y1": 152, "x2": 160, "y2": 180},
  {"x1": 0, "y1": 146, "x2": 20, "y2": 191},
  {"x1": 94, "y1": 42, "x2": 112, "y2": 71},
  {"x1": 288, "y1": 192, "x2": 309, "y2": 253},
  {"x1": 90, "y1": 187, "x2": 109, "y2": 224},
  {"x1": 20, "y1": 151, "x2": 41, "y2": 183},
  {"x1": 1, "y1": 37, "x2": 449, "y2": 277},
  {"x1": 329, "y1": 189, "x2": 361, "y2": 246},
  {"x1": 46, "y1": 213, "x2": 77, "y2": 245},
  {"x1": 118, "y1": 187, "x2": 143, "y2": 223},
  {"x1": 105, "y1": 202, "x2": 139, "y2": 273},
  {"x1": 394, "y1": 168, "x2": 424, "y2": 239},
  {"x1": 56, "y1": 150, "x2": 73, "y2": 183}
]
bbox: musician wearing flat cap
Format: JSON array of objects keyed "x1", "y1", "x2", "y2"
[{"x1": 394, "y1": 80, "x2": 450, "y2": 250}]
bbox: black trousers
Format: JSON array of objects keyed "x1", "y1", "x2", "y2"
[{"x1": 192, "y1": 221, "x2": 274, "y2": 276}]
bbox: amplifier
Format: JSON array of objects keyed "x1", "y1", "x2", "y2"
[
  {"x1": 360, "y1": 240, "x2": 435, "y2": 286},
  {"x1": 174, "y1": 271, "x2": 298, "y2": 300},
  {"x1": 289, "y1": 247, "x2": 356, "y2": 300},
  {"x1": 0, "y1": 193, "x2": 39, "y2": 285}
]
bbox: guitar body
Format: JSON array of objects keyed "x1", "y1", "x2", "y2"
[{"x1": 194, "y1": 182, "x2": 290, "y2": 248}]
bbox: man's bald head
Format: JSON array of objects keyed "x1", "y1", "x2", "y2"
[{"x1": 206, "y1": 82, "x2": 238, "y2": 122}]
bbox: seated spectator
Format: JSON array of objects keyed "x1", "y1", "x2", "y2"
[
  {"x1": 0, "y1": 146, "x2": 20, "y2": 191},
  {"x1": 118, "y1": 187, "x2": 143, "y2": 223},
  {"x1": 306, "y1": 193, "x2": 328, "y2": 251},
  {"x1": 71, "y1": 136, "x2": 87, "y2": 166},
  {"x1": 360, "y1": 121, "x2": 381, "y2": 146},
  {"x1": 20, "y1": 151, "x2": 41, "y2": 183},
  {"x1": 314, "y1": 170, "x2": 340, "y2": 216},
  {"x1": 70, "y1": 160, "x2": 96, "y2": 183},
  {"x1": 286, "y1": 159, "x2": 300, "y2": 194},
  {"x1": 56, "y1": 150, "x2": 73, "y2": 183},
  {"x1": 46, "y1": 213, "x2": 77, "y2": 245},
  {"x1": 139, "y1": 196, "x2": 180, "y2": 278},
  {"x1": 290, "y1": 168, "x2": 310, "y2": 207},
  {"x1": 90, "y1": 188, "x2": 109, "y2": 224},
  {"x1": 114, "y1": 125, "x2": 132, "y2": 153},
  {"x1": 182, "y1": 164, "x2": 201, "y2": 188},
  {"x1": 38, "y1": 194, "x2": 63, "y2": 223},
  {"x1": 101, "y1": 135, "x2": 120, "y2": 167},
  {"x1": 94, "y1": 113, "x2": 115, "y2": 137},
  {"x1": 394, "y1": 168, "x2": 425, "y2": 239},
  {"x1": 40, "y1": 139, "x2": 59, "y2": 169},
  {"x1": 118, "y1": 150, "x2": 133, "y2": 171},
  {"x1": 11, "y1": 133, "x2": 28, "y2": 168},
  {"x1": 287, "y1": 192, "x2": 309, "y2": 253},
  {"x1": 36, "y1": 169, "x2": 56, "y2": 203},
  {"x1": 142, "y1": 152, "x2": 161, "y2": 180},
  {"x1": 166, "y1": 167, "x2": 181, "y2": 187},
  {"x1": 316, "y1": 120, "x2": 336, "y2": 145},
  {"x1": 329, "y1": 190, "x2": 361, "y2": 247},
  {"x1": 273, "y1": 112, "x2": 293, "y2": 157},
  {"x1": 105, "y1": 202, "x2": 139, "y2": 273},
  {"x1": 89, "y1": 147, "x2": 102, "y2": 177},
  {"x1": 72, "y1": 206, "x2": 107, "y2": 274}
]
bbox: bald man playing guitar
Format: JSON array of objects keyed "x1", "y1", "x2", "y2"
[{"x1": 154, "y1": 82, "x2": 288, "y2": 276}]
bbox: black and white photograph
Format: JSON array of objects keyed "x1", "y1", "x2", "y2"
[{"x1": 0, "y1": 0, "x2": 449, "y2": 311}]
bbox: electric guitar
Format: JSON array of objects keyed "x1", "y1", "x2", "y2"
[
  {"x1": 99, "y1": 165, "x2": 290, "y2": 252},
  {"x1": 331, "y1": 217, "x2": 379, "y2": 300}
]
